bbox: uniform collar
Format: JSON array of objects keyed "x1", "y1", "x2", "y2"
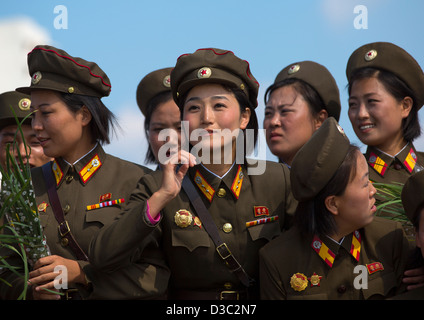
[
  {"x1": 365, "y1": 143, "x2": 419, "y2": 177},
  {"x1": 311, "y1": 230, "x2": 362, "y2": 268},
  {"x1": 51, "y1": 143, "x2": 105, "y2": 187},
  {"x1": 189, "y1": 163, "x2": 245, "y2": 202}
]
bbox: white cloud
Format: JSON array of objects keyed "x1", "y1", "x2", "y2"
[{"x1": 0, "y1": 16, "x2": 51, "y2": 93}]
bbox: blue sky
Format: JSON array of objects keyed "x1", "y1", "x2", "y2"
[{"x1": 1, "y1": 0, "x2": 424, "y2": 168}]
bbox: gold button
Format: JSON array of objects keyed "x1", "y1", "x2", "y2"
[
  {"x1": 63, "y1": 204, "x2": 71, "y2": 214},
  {"x1": 68, "y1": 86, "x2": 75, "y2": 93},
  {"x1": 217, "y1": 188, "x2": 227, "y2": 198},
  {"x1": 223, "y1": 223, "x2": 232, "y2": 233},
  {"x1": 66, "y1": 175, "x2": 73, "y2": 183},
  {"x1": 61, "y1": 238, "x2": 69, "y2": 247},
  {"x1": 224, "y1": 282, "x2": 233, "y2": 290}
]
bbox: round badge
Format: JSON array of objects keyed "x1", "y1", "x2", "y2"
[
  {"x1": 18, "y1": 98, "x2": 31, "y2": 111},
  {"x1": 37, "y1": 202, "x2": 48, "y2": 213},
  {"x1": 288, "y1": 64, "x2": 300, "y2": 75},
  {"x1": 290, "y1": 273, "x2": 308, "y2": 292},
  {"x1": 91, "y1": 159, "x2": 100, "y2": 167},
  {"x1": 197, "y1": 67, "x2": 212, "y2": 79},
  {"x1": 175, "y1": 209, "x2": 193, "y2": 228},
  {"x1": 364, "y1": 49, "x2": 377, "y2": 62},
  {"x1": 313, "y1": 240, "x2": 321, "y2": 250},
  {"x1": 163, "y1": 75, "x2": 171, "y2": 88},
  {"x1": 31, "y1": 71, "x2": 42, "y2": 85}
]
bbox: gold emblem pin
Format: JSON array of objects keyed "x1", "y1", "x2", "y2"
[
  {"x1": 197, "y1": 67, "x2": 212, "y2": 79},
  {"x1": 37, "y1": 202, "x2": 48, "y2": 213},
  {"x1": 290, "y1": 273, "x2": 308, "y2": 292},
  {"x1": 18, "y1": 98, "x2": 31, "y2": 111},
  {"x1": 194, "y1": 216, "x2": 202, "y2": 228},
  {"x1": 365, "y1": 49, "x2": 377, "y2": 61},
  {"x1": 308, "y1": 272, "x2": 322, "y2": 287},
  {"x1": 32, "y1": 71, "x2": 42, "y2": 85},
  {"x1": 175, "y1": 209, "x2": 193, "y2": 228},
  {"x1": 68, "y1": 87, "x2": 75, "y2": 93}
]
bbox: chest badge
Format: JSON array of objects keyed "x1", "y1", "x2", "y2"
[
  {"x1": 290, "y1": 273, "x2": 308, "y2": 292},
  {"x1": 174, "y1": 209, "x2": 193, "y2": 228},
  {"x1": 38, "y1": 202, "x2": 49, "y2": 213},
  {"x1": 308, "y1": 272, "x2": 322, "y2": 287}
]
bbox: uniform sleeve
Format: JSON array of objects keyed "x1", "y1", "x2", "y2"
[
  {"x1": 84, "y1": 229, "x2": 170, "y2": 299},
  {"x1": 88, "y1": 173, "x2": 163, "y2": 272},
  {"x1": 259, "y1": 246, "x2": 286, "y2": 300}
]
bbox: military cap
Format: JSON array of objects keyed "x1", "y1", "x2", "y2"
[
  {"x1": 17, "y1": 45, "x2": 111, "y2": 98},
  {"x1": 171, "y1": 48, "x2": 259, "y2": 108},
  {"x1": 136, "y1": 67, "x2": 172, "y2": 116},
  {"x1": 401, "y1": 170, "x2": 424, "y2": 225},
  {"x1": 290, "y1": 117, "x2": 350, "y2": 202},
  {"x1": 269, "y1": 61, "x2": 341, "y2": 120},
  {"x1": 346, "y1": 42, "x2": 424, "y2": 108},
  {"x1": 0, "y1": 91, "x2": 32, "y2": 129}
]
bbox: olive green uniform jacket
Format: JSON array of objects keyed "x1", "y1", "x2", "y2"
[
  {"x1": 366, "y1": 143, "x2": 424, "y2": 185},
  {"x1": 259, "y1": 217, "x2": 409, "y2": 300},
  {"x1": 90, "y1": 160, "x2": 297, "y2": 299},
  {"x1": 366, "y1": 143, "x2": 424, "y2": 239},
  {"x1": 0, "y1": 144, "x2": 169, "y2": 299}
]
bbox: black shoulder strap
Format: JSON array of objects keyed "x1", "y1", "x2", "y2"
[
  {"x1": 182, "y1": 175, "x2": 254, "y2": 287},
  {"x1": 41, "y1": 162, "x2": 89, "y2": 261}
]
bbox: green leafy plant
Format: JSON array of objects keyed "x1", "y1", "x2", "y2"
[
  {"x1": 373, "y1": 182, "x2": 415, "y2": 240},
  {"x1": 0, "y1": 109, "x2": 50, "y2": 299},
  {"x1": 373, "y1": 182, "x2": 408, "y2": 222}
]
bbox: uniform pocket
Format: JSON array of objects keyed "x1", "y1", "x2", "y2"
[
  {"x1": 85, "y1": 208, "x2": 118, "y2": 227},
  {"x1": 362, "y1": 271, "x2": 398, "y2": 299},
  {"x1": 171, "y1": 228, "x2": 211, "y2": 252},
  {"x1": 247, "y1": 221, "x2": 281, "y2": 242}
]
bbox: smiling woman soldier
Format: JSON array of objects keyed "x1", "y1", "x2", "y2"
[
  {"x1": 89, "y1": 47, "x2": 297, "y2": 300},
  {"x1": 0, "y1": 45, "x2": 169, "y2": 300}
]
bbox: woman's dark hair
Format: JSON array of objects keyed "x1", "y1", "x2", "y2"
[
  {"x1": 295, "y1": 145, "x2": 361, "y2": 238},
  {"x1": 264, "y1": 78, "x2": 326, "y2": 117},
  {"x1": 60, "y1": 92, "x2": 118, "y2": 145},
  {"x1": 348, "y1": 67, "x2": 421, "y2": 142},
  {"x1": 143, "y1": 91, "x2": 174, "y2": 164},
  {"x1": 177, "y1": 84, "x2": 258, "y2": 157}
]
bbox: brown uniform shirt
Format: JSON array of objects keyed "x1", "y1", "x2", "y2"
[
  {"x1": 0, "y1": 144, "x2": 169, "y2": 299},
  {"x1": 366, "y1": 143, "x2": 424, "y2": 184},
  {"x1": 366, "y1": 143, "x2": 424, "y2": 239},
  {"x1": 260, "y1": 217, "x2": 409, "y2": 300},
  {"x1": 90, "y1": 160, "x2": 297, "y2": 299}
]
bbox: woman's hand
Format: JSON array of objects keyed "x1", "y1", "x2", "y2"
[
  {"x1": 403, "y1": 266, "x2": 424, "y2": 291},
  {"x1": 148, "y1": 150, "x2": 196, "y2": 219},
  {"x1": 28, "y1": 255, "x2": 87, "y2": 300}
]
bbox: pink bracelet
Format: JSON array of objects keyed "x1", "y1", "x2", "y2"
[{"x1": 146, "y1": 200, "x2": 160, "y2": 225}]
